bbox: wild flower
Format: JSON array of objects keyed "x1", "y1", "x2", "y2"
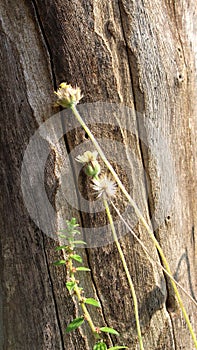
[
  {"x1": 76, "y1": 150, "x2": 98, "y2": 164},
  {"x1": 54, "y1": 82, "x2": 82, "y2": 108},
  {"x1": 92, "y1": 174, "x2": 117, "y2": 199},
  {"x1": 76, "y1": 151, "x2": 101, "y2": 176}
]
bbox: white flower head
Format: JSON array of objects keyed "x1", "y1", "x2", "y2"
[
  {"x1": 54, "y1": 82, "x2": 82, "y2": 108},
  {"x1": 76, "y1": 151, "x2": 100, "y2": 177},
  {"x1": 75, "y1": 151, "x2": 98, "y2": 164},
  {"x1": 92, "y1": 174, "x2": 117, "y2": 199}
]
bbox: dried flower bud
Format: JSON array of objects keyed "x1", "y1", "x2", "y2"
[
  {"x1": 94, "y1": 327, "x2": 101, "y2": 334},
  {"x1": 54, "y1": 82, "x2": 82, "y2": 108}
]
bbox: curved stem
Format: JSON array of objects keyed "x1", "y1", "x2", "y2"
[
  {"x1": 69, "y1": 260, "x2": 98, "y2": 337},
  {"x1": 103, "y1": 198, "x2": 144, "y2": 350},
  {"x1": 71, "y1": 105, "x2": 197, "y2": 348},
  {"x1": 111, "y1": 201, "x2": 197, "y2": 308}
]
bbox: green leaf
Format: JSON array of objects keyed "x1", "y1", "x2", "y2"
[
  {"x1": 66, "y1": 281, "x2": 76, "y2": 292},
  {"x1": 70, "y1": 254, "x2": 82, "y2": 263},
  {"x1": 65, "y1": 317, "x2": 84, "y2": 333},
  {"x1": 100, "y1": 327, "x2": 119, "y2": 336},
  {"x1": 93, "y1": 342, "x2": 107, "y2": 350},
  {"x1": 53, "y1": 260, "x2": 66, "y2": 266},
  {"x1": 108, "y1": 347, "x2": 128, "y2": 350},
  {"x1": 72, "y1": 240, "x2": 87, "y2": 245},
  {"x1": 58, "y1": 234, "x2": 67, "y2": 238},
  {"x1": 84, "y1": 298, "x2": 100, "y2": 307},
  {"x1": 55, "y1": 245, "x2": 68, "y2": 251},
  {"x1": 68, "y1": 218, "x2": 79, "y2": 226},
  {"x1": 72, "y1": 229, "x2": 81, "y2": 234},
  {"x1": 76, "y1": 267, "x2": 91, "y2": 272}
]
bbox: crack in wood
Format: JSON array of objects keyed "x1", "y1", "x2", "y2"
[
  {"x1": 41, "y1": 233, "x2": 65, "y2": 349},
  {"x1": 31, "y1": 0, "x2": 57, "y2": 89},
  {"x1": 117, "y1": 1, "x2": 177, "y2": 345},
  {"x1": 30, "y1": 1, "x2": 65, "y2": 348},
  {"x1": 85, "y1": 247, "x2": 115, "y2": 348}
]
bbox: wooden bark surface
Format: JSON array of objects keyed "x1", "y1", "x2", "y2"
[{"x1": 0, "y1": 1, "x2": 196, "y2": 349}]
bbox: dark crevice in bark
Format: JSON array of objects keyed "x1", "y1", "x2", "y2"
[
  {"x1": 167, "y1": 3, "x2": 189, "y2": 336},
  {"x1": 119, "y1": 1, "x2": 154, "y2": 231},
  {"x1": 31, "y1": 0, "x2": 57, "y2": 89},
  {"x1": 172, "y1": 2, "x2": 188, "y2": 72},
  {"x1": 169, "y1": 316, "x2": 177, "y2": 350},
  {"x1": 41, "y1": 234, "x2": 65, "y2": 350},
  {"x1": 117, "y1": 0, "x2": 175, "y2": 339},
  {"x1": 85, "y1": 248, "x2": 115, "y2": 347},
  {"x1": 29, "y1": 0, "x2": 84, "y2": 256},
  {"x1": 60, "y1": 112, "x2": 81, "y2": 208},
  {"x1": 117, "y1": 2, "x2": 155, "y2": 237},
  {"x1": 30, "y1": 2, "x2": 65, "y2": 348},
  {"x1": 117, "y1": 1, "x2": 154, "y2": 234}
]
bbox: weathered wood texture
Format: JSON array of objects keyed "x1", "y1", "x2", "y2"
[{"x1": 0, "y1": 1, "x2": 196, "y2": 349}]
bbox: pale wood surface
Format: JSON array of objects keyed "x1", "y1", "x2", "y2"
[{"x1": 0, "y1": 1, "x2": 196, "y2": 349}]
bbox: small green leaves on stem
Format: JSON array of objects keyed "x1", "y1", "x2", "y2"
[
  {"x1": 66, "y1": 281, "x2": 76, "y2": 292},
  {"x1": 54, "y1": 217, "x2": 125, "y2": 349},
  {"x1": 57, "y1": 218, "x2": 81, "y2": 243},
  {"x1": 65, "y1": 317, "x2": 84, "y2": 333},
  {"x1": 72, "y1": 240, "x2": 87, "y2": 245},
  {"x1": 70, "y1": 254, "x2": 82, "y2": 263},
  {"x1": 76, "y1": 267, "x2": 91, "y2": 272},
  {"x1": 55, "y1": 245, "x2": 69, "y2": 251},
  {"x1": 84, "y1": 298, "x2": 101, "y2": 307},
  {"x1": 57, "y1": 234, "x2": 68, "y2": 239},
  {"x1": 100, "y1": 327, "x2": 119, "y2": 336},
  {"x1": 53, "y1": 260, "x2": 66, "y2": 266}
]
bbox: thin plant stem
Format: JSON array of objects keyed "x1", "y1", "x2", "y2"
[
  {"x1": 68, "y1": 258, "x2": 99, "y2": 336},
  {"x1": 111, "y1": 201, "x2": 197, "y2": 308},
  {"x1": 71, "y1": 105, "x2": 152, "y2": 231},
  {"x1": 103, "y1": 198, "x2": 144, "y2": 350},
  {"x1": 71, "y1": 105, "x2": 197, "y2": 348}
]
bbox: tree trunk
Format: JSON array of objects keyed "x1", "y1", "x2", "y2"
[{"x1": 0, "y1": 1, "x2": 196, "y2": 349}]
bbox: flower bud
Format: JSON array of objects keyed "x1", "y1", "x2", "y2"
[
  {"x1": 93, "y1": 342, "x2": 107, "y2": 350},
  {"x1": 85, "y1": 161, "x2": 101, "y2": 177}
]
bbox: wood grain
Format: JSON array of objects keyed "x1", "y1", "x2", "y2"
[{"x1": 0, "y1": 0, "x2": 196, "y2": 349}]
